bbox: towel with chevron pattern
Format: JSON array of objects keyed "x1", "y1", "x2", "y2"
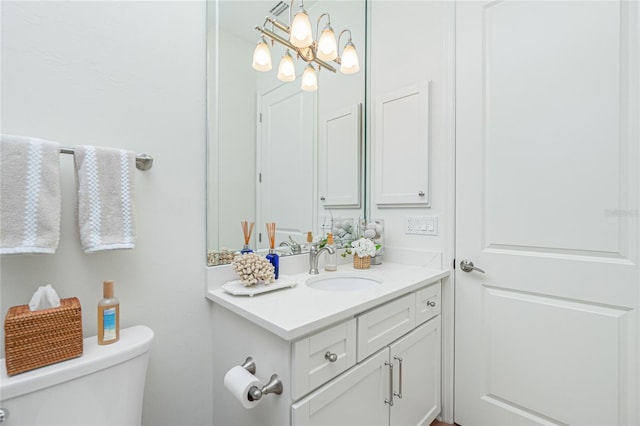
[
  {"x1": 74, "y1": 145, "x2": 136, "y2": 253},
  {"x1": 0, "y1": 134, "x2": 62, "y2": 254}
]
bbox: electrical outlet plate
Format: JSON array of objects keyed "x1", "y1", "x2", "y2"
[{"x1": 406, "y1": 216, "x2": 438, "y2": 236}]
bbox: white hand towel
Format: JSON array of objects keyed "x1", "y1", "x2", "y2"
[
  {"x1": 74, "y1": 145, "x2": 136, "y2": 253},
  {"x1": 0, "y1": 135, "x2": 62, "y2": 254}
]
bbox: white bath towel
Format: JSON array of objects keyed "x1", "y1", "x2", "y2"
[
  {"x1": 0, "y1": 135, "x2": 62, "y2": 254},
  {"x1": 74, "y1": 145, "x2": 136, "y2": 253}
]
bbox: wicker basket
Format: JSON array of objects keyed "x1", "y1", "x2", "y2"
[
  {"x1": 353, "y1": 255, "x2": 371, "y2": 269},
  {"x1": 4, "y1": 297, "x2": 83, "y2": 376}
]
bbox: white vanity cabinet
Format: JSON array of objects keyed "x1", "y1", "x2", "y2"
[
  {"x1": 209, "y1": 272, "x2": 446, "y2": 426},
  {"x1": 291, "y1": 284, "x2": 441, "y2": 426}
]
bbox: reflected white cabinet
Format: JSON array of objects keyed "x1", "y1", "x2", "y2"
[
  {"x1": 292, "y1": 317, "x2": 441, "y2": 426},
  {"x1": 319, "y1": 104, "x2": 362, "y2": 208}
]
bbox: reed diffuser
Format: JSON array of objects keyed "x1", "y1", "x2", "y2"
[
  {"x1": 265, "y1": 222, "x2": 279, "y2": 279},
  {"x1": 240, "y1": 221, "x2": 255, "y2": 254}
]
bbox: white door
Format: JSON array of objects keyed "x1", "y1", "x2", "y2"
[
  {"x1": 257, "y1": 83, "x2": 315, "y2": 249},
  {"x1": 389, "y1": 318, "x2": 441, "y2": 426},
  {"x1": 455, "y1": 2, "x2": 639, "y2": 425},
  {"x1": 291, "y1": 348, "x2": 389, "y2": 426}
]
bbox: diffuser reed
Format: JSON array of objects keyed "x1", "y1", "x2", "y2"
[
  {"x1": 266, "y1": 222, "x2": 276, "y2": 249},
  {"x1": 240, "y1": 221, "x2": 255, "y2": 254},
  {"x1": 265, "y1": 222, "x2": 279, "y2": 279}
]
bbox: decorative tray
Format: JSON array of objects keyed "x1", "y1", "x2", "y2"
[{"x1": 222, "y1": 275, "x2": 298, "y2": 297}]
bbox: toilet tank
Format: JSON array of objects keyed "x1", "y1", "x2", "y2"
[{"x1": 0, "y1": 325, "x2": 154, "y2": 426}]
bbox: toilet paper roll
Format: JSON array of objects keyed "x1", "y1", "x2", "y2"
[{"x1": 223, "y1": 366, "x2": 262, "y2": 409}]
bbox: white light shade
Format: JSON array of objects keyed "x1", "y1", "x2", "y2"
[
  {"x1": 301, "y1": 65, "x2": 318, "y2": 91},
  {"x1": 277, "y1": 51, "x2": 296, "y2": 82},
  {"x1": 317, "y1": 26, "x2": 338, "y2": 61},
  {"x1": 340, "y1": 41, "x2": 359, "y2": 74},
  {"x1": 290, "y1": 7, "x2": 313, "y2": 48},
  {"x1": 252, "y1": 38, "x2": 272, "y2": 71}
]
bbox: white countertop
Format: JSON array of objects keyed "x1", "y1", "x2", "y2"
[{"x1": 206, "y1": 262, "x2": 449, "y2": 341}]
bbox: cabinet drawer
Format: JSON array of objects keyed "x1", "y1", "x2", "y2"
[
  {"x1": 291, "y1": 318, "x2": 357, "y2": 399},
  {"x1": 357, "y1": 293, "x2": 415, "y2": 362},
  {"x1": 415, "y1": 281, "x2": 441, "y2": 325}
]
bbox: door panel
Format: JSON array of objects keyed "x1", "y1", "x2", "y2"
[
  {"x1": 484, "y1": 288, "x2": 630, "y2": 425},
  {"x1": 455, "y1": 1, "x2": 639, "y2": 425},
  {"x1": 258, "y1": 83, "x2": 314, "y2": 248}
]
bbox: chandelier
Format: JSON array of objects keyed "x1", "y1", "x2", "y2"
[{"x1": 251, "y1": 0, "x2": 360, "y2": 91}]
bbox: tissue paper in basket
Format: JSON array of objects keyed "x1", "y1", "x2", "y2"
[{"x1": 4, "y1": 297, "x2": 83, "y2": 376}]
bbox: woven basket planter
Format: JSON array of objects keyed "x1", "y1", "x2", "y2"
[
  {"x1": 4, "y1": 297, "x2": 83, "y2": 376},
  {"x1": 353, "y1": 255, "x2": 371, "y2": 269}
]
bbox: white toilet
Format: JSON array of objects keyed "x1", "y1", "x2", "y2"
[{"x1": 0, "y1": 325, "x2": 154, "y2": 426}]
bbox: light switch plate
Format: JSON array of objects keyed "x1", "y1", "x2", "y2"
[{"x1": 406, "y1": 216, "x2": 438, "y2": 236}]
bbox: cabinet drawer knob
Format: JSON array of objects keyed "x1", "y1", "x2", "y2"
[
  {"x1": 426, "y1": 300, "x2": 436, "y2": 307},
  {"x1": 418, "y1": 191, "x2": 425, "y2": 197},
  {"x1": 324, "y1": 351, "x2": 338, "y2": 362}
]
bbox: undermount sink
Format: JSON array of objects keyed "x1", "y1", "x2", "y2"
[{"x1": 306, "y1": 272, "x2": 383, "y2": 291}]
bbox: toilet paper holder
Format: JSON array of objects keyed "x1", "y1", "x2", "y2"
[
  {"x1": 240, "y1": 356, "x2": 256, "y2": 375},
  {"x1": 239, "y1": 357, "x2": 283, "y2": 401}
]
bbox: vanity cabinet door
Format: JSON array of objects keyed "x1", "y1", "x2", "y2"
[
  {"x1": 389, "y1": 317, "x2": 441, "y2": 426},
  {"x1": 291, "y1": 348, "x2": 389, "y2": 426}
]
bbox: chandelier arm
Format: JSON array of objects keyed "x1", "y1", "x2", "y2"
[
  {"x1": 256, "y1": 26, "x2": 337, "y2": 73},
  {"x1": 289, "y1": 0, "x2": 295, "y2": 27},
  {"x1": 316, "y1": 13, "x2": 330, "y2": 42},
  {"x1": 266, "y1": 16, "x2": 290, "y2": 35},
  {"x1": 337, "y1": 29, "x2": 352, "y2": 50},
  {"x1": 335, "y1": 29, "x2": 353, "y2": 64}
]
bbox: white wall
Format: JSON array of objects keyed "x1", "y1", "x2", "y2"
[
  {"x1": 368, "y1": 3, "x2": 455, "y2": 421},
  {"x1": 369, "y1": 1, "x2": 453, "y2": 268},
  {"x1": 0, "y1": 2, "x2": 212, "y2": 425}
]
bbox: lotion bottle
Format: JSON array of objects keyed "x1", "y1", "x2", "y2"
[
  {"x1": 324, "y1": 233, "x2": 338, "y2": 271},
  {"x1": 98, "y1": 280, "x2": 120, "y2": 345}
]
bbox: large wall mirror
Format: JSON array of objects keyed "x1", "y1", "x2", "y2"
[{"x1": 207, "y1": 0, "x2": 366, "y2": 265}]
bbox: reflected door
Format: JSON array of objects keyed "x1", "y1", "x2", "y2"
[
  {"x1": 257, "y1": 83, "x2": 315, "y2": 249},
  {"x1": 455, "y1": 1, "x2": 639, "y2": 425}
]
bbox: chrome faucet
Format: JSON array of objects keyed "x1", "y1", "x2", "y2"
[
  {"x1": 308, "y1": 242, "x2": 336, "y2": 274},
  {"x1": 279, "y1": 236, "x2": 302, "y2": 255}
]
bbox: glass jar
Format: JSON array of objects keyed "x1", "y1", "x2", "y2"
[{"x1": 358, "y1": 218, "x2": 384, "y2": 264}]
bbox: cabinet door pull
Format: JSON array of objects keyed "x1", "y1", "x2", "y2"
[
  {"x1": 384, "y1": 361, "x2": 394, "y2": 406},
  {"x1": 393, "y1": 356, "x2": 403, "y2": 398}
]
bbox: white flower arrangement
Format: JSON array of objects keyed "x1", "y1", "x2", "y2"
[
  {"x1": 231, "y1": 253, "x2": 275, "y2": 287},
  {"x1": 349, "y1": 237, "x2": 377, "y2": 258}
]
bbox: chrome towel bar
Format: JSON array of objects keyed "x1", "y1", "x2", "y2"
[{"x1": 60, "y1": 147, "x2": 153, "y2": 171}]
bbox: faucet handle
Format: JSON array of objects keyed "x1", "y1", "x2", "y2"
[
  {"x1": 287, "y1": 236, "x2": 302, "y2": 254},
  {"x1": 288, "y1": 236, "x2": 300, "y2": 246}
]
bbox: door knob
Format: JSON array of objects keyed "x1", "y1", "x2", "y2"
[{"x1": 460, "y1": 259, "x2": 485, "y2": 273}]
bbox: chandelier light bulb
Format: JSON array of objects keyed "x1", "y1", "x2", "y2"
[
  {"x1": 252, "y1": 37, "x2": 272, "y2": 71},
  {"x1": 277, "y1": 51, "x2": 296, "y2": 82},
  {"x1": 340, "y1": 41, "x2": 359, "y2": 74},
  {"x1": 317, "y1": 25, "x2": 338, "y2": 61},
  {"x1": 290, "y1": 5, "x2": 313, "y2": 48},
  {"x1": 301, "y1": 65, "x2": 318, "y2": 91}
]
